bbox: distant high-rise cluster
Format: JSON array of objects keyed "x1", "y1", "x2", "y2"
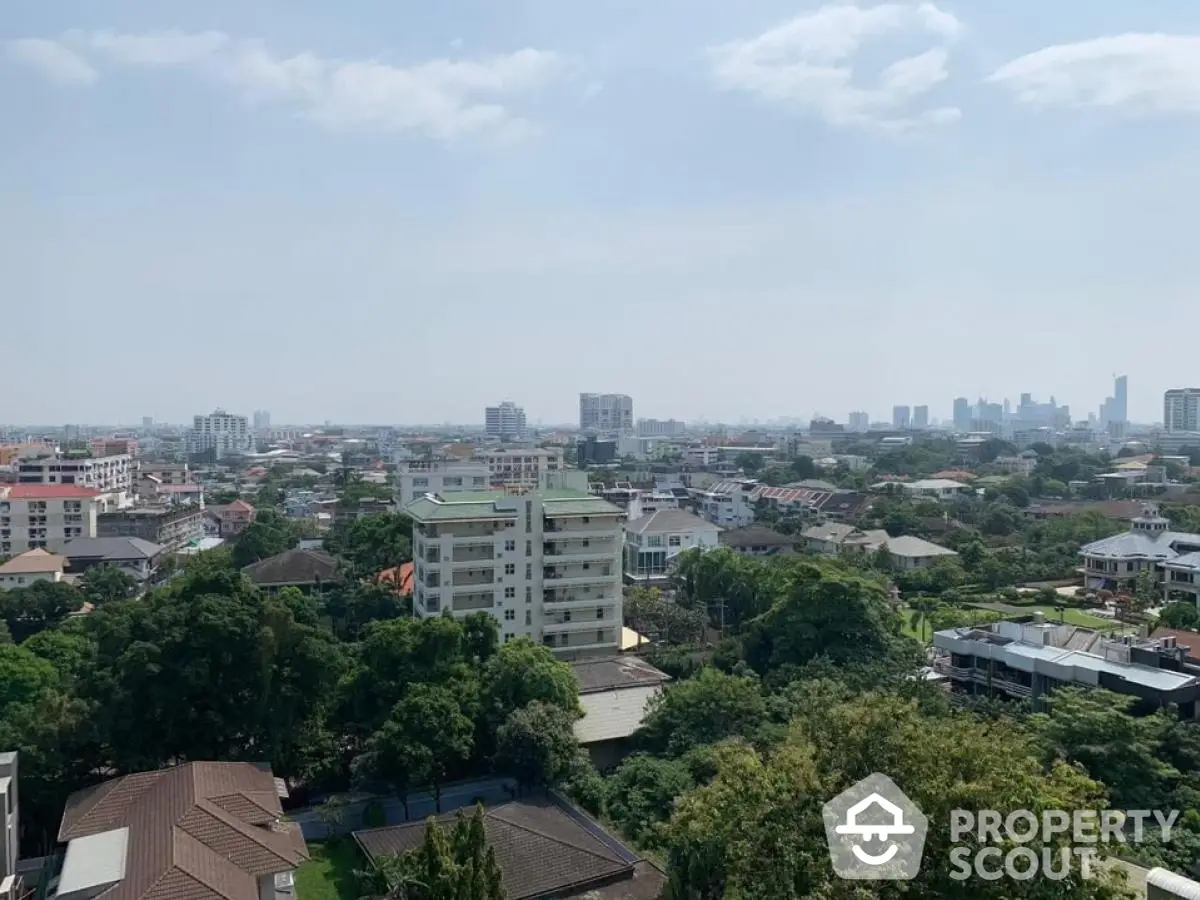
[
  {"x1": 892, "y1": 405, "x2": 911, "y2": 429},
  {"x1": 252, "y1": 409, "x2": 271, "y2": 431},
  {"x1": 912, "y1": 405, "x2": 929, "y2": 428},
  {"x1": 579, "y1": 393, "x2": 633, "y2": 433},
  {"x1": 485, "y1": 401, "x2": 527, "y2": 440}
]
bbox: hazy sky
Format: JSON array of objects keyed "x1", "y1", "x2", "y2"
[{"x1": 5, "y1": 1, "x2": 1200, "y2": 426}]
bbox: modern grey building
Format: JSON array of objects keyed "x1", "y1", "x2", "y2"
[{"x1": 579, "y1": 393, "x2": 633, "y2": 433}]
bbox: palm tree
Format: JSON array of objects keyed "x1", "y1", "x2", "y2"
[{"x1": 908, "y1": 596, "x2": 941, "y2": 643}]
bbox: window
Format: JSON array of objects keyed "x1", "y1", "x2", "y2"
[
  {"x1": 596, "y1": 630, "x2": 605, "y2": 643},
  {"x1": 525, "y1": 563, "x2": 532, "y2": 579},
  {"x1": 505, "y1": 586, "x2": 516, "y2": 599},
  {"x1": 669, "y1": 535, "x2": 682, "y2": 547},
  {"x1": 525, "y1": 586, "x2": 532, "y2": 604},
  {"x1": 505, "y1": 563, "x2": 515, "y2": 575},
  {"x1": 582, "y1": 562, "x2": 590, "y2": 570},
  {"x1": 504, "y1": 609, "x2": 516, "y2": 621},
  {"x1": 412, "y1": 477, "x2": 428, "y2": 487},
  {"x1": 525, "y1": 610, "x2": 532, "y2": 626},
  {"x1": 581, "y1": 539, "x2": 589, "y2": 547},
  {"x1": 596, "y1": 608, "x2": 605, "y2": 619},
  {"x1": 505, "y1": 540, "x2": 516, "y2": 552},
  {"x1": 582, "y1": 516, "x2": 590, "y2": 524},
  {"x1": 504, "y1": 633, "x2": 513, "y2": 643},
  {"x1": 526, "y1": 540, "x2": 532, "y2": 557},
  {"x1": 647, "y1": 535, "x2": 663, "y2": 547}
]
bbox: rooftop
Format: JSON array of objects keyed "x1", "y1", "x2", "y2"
[
  {"x1": 884, "y1": 535, "x2": 958, "y2": 559},
  {"x1": 242, "y1": 548, "x2": 340, "y2": 586},
  {"x1": 624, "y1": 508, "x2": 717, "y2": 536},
  {"x1": 570, "y1": 656, "x2": 671, "y2": 694},
  {"x1": 0, "y1": 548, "x2": 65, "y2": 575},
  {"x1": 719, "y1": 525, "x2": 798, "y2": 549},
  {"x1": 2, "y1": 484, "x2": 102, "y2": 499},
  {"x1": 57, "y1": 761, "x2": 306, "y2": 900},
  {"x1": 63, "y1": 537, "x2": 164, "y2": 561},
  {"x1": 405, "y1": 489, "x2": 620, "y2": 522},
  {"x1": 353, "y1": 798, "x2": 662, "y2": 900}
]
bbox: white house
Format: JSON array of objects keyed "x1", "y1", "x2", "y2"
[
  {"x1": 0, "y1": 548, "x2": 66, "y2": 588},
  {"x1": 624, "y1": 508, "x2": 720, "y2": 586}
]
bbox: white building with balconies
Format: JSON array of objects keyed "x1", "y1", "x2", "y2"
[
  {"x1": 1080, "y1": 507, "x2": 1200, "y2": 600},
  {"x1": 406, "y1": 489, "x2": 625, "y2": 658}
]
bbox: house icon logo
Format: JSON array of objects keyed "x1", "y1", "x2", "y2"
[{"x1": 822, "y1": 773, "x2": 928, "y2": 880}]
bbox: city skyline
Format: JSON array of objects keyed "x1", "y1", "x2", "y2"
[{"x1": 7, "y1": 3, "x2": 1200, "y2": 424}]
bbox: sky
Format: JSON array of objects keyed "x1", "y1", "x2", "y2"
[{"x1": 4, "y1": 1, "x2": 1200, "y2": 426}]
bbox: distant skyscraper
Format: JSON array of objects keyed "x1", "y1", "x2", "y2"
[
  {"x1": 485, "y1": 401, "x2": 527, "y2": 440},
  {"x1": 1164, "y1": 389, "x2": 1200, "y2": 433},
  {"x1": 892, "y1": 405, "x2": 911, "y2": 429},
  {"x1": 848, "y1": 411, "x2": 869, "y2": 432},
  {"x1": 912, "y1": 405, "x2": 929, "y2": 428},
  {"x1": 952, "y1": 397, "x2": 971, "y2": 431},
  {"x1": 141, "y1": 416, "x2": 153, "y2": 428},
  {"x1": 253, "y1": 409, "x2": 271, "y2": 431},
  {"x1": 1113, "y1": 375, "x2": 1128, "y2": 425},
  {"x1": 579, "y1": 394, "x2": 634, "y2": 433},
  {"x1": 188, "y1": 409, "x2": 252, "y2": 459}
]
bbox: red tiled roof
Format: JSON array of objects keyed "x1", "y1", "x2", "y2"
[
  {"x1": 4, "y1": 484, "x2": 101, "y2": 499},
  {"x1": 1150, "y1": 627, "x2": 1200, "y2": 660},
  {"x1": 225, "y1": 499, "x2": 255, "y2": 513},
  {"x1": 376, "y1": 561, "x2": 414, "y2": 595}
]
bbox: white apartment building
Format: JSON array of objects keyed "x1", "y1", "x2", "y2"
[
  {"x1": 395, "y1": 449, "x2": 583, "y2": 505},
  {"x1": 17, "y1": 452, "x2": 132, "y2": 499},
  {"x1": 1164, "y1": 389, "x2": 1200, "y2": 433},
  {"x1": 406, "y1": 489, "x2": 625, "y2": 658},
  {"x1": 580, "y1": 393, "x2": 633, "y2": 433},
  {"x1": 636, "y1": 418, "x2": 685, "y2": 437},
  {"x1": 187, "y1": 409, "x2": 252, "y2": 459},
  {"x1": 0, "y1": 485, "x2": 102, "y2": 556},
  {"x1": 485, "y1": 401, "x2": 527, "y2": 440}
]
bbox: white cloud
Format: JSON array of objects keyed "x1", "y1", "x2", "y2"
[
  {"x1": 709, "y1": 2, "x2": 963, "y2": 131},
  {"x1": 990, "y1": 34, "x2": 1200, "y2": 114},
  {"x1": 6, "y1": 38, "x2": 97, "y2": 85},
  {"x1": 8, "y1": 29, "x2": 564, "y2": 141}
]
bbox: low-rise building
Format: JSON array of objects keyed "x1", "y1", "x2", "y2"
[
  {"x1": 406, "y1": 489, "x2": 624, "y2": 659},
  {"x1": 573, "y1": 656, "x2": 672, "y2": 770},
  {"x1": 0, "y1": 548, "x2": 65, "y2": 588},
  {"x1": 802, "y1": 522, "x2": 889, "y2": 556},
  {"x1": 880, "y1": 478, "x2": 972, "y2": 500},
  {"x1": 884, "y1": 535, "x2": 959, "y2": 571},
  {"x1": 51, "y1": 760, "x2": 306, "y2": 900},
  {"x1": 219, "y1": 499, "x2": 257, "y2": 537},
  {"x1": 719, "y1": 525, "x2": 801, "y2": 556},
  {"x1": 242, "y1": 548, "x2": 340, "y2": 593},
  {"x1": 992, "y1": 454, "x2": 1037, "y2": 476},
  {"x1": 62, "y1": 536, "x2": 165, "y2": 587},
  {"x1": 17, "y1": 452, "x2": 133, "y2": 502},
  {"x1": 623, "y1": 509, "x2": 720, "y2": 587},
  {"x1": 97, "y1": 506, "x2": 204, "y2": 552},
  {"x1": 1079, "y1": 507, "x2": 1200, "y2": 595},
  {"x1": 0, "y1": 484, "x2": 103, "y2": 555},
  {"x1": 934, "y1": 617, "x2": 1200, "y2": 716}
]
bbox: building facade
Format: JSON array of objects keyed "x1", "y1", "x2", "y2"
[
  {"x1": 848, "y1": 411, "x2": 870, "y2": 432},
  {"x1": 395, "y1": 450, "x2": 579, "y2": 505},
  {"x1": 484, "y1": 401, "x2": 527, "y2": 440},
  {"x1": 636, "y1": 418, "x2": 685, "y2": 437},
  {"x1": 623, "y1": 509, "x2": 720, "y2": 586},
  {"x1": 16, "y1": 452, "x2": 132, "y2": 499},
  {"x1": 187, "y1": 409, "x2": 252, "y2": 459},
  {"x1": 0, "y1": 485, "x2": 101, "y2": 555},
  {"x1": 1164, "y1": 389, "x2": 1200, "y2": 433},
  {"x1": 406, "y1": 489, "x2": 625, "y2": 658},
  {"x1": 579, "y1": 393, "x2": 634, "y2": 433},
  {"x1": 97, "y1": 506, "x2": 204, "y2": 552},
  {"x1": 1080, "y1": 507, "x2": 1200, "y2": 599},
  {"x1": 912, "y1": 405, "x2": 930, "y2": 428},
  {"x1": 892, "y1": 405, "x2": 911, "y2": 429}
]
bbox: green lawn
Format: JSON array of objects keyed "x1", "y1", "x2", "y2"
[
  {"x1": 1017, "y1": 605, "x2": 1117, "y2": 630},
  {"x1": 295, "y1": 840, "x2": 363, "y2": 900}
]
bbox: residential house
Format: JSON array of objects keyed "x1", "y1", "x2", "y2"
[
  {"x1": 884, "y1": 535, "x2": 960, "y2": 571},
  {"x1": 880, "y1": 478, "x2": 973, "y2": 500},
  {"x1": 50, "y1": 761, "x2": 306, "y2": 900},
  {"x1": 719, "y1": 525, "x2": 800, "y2": 556},
  {"x1": 623, "y1": 509, "x2": 720, "y2": 588},
  {"x1": 63, "y1": 536, "x2": 165, "y2": 587},
  {"x1": 1079, "y1": 507, "x2": 1200, "y2": 597},
  {"x1": 992, "y1": 454, "x2": 1038, "y2": 476},
  {"x1": 0, "y1": 548, "x2": 66, "y2": 588},
  {"x1": 572, "y1": 656, "x2": 671, "y2": 771},
  {"x1": 0, "y1": 484, "x2": 103, "y2": 555},
  {"x1": 934, "y1": 617, "x2": 1200, "y2": 716},
  {"x1": 242, "y1": 548, "x2": 340, "y2": 593},
  {"x1": 802, "y1": 522, "x2": 889, "y2": 556},
  {"x1": 220, "y1": 499, "x2": 257, "y2": 537},
  {"x1": 354, "y1": 797, "x2": 665, "y2": 900}
]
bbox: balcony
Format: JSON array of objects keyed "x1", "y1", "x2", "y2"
[
  {"x1": 542, "y1": 568, "x2": 615, "y2": 587},
  {"x1": 543, "y1": 545, "x2": 617, "y2": 563},
  {"x1": 543, "y1": 524, "x2": 616, "y2": 541},
  {"x1": 452, "y1": 547, "x2": 495, "y2": 564},
  {"x1": 452, "y1": 570, "x2": 495, "y2": 587},
  {"x1": 543, "y1": 616, "x2": 620, "y2": 634},
  {"x1": 543, "y1": 592, "x2": 620, "y2": 610},
  {"x1": 453, "y1": 593, "x2": 496, "y2": 612}
]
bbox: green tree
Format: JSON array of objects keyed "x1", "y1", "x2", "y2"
[
  {"x1": 735, "y1": 451, "x2": 764, "y2": 474},
  {"x1": 360, "y1": 684, "x2": 474, "y2": 813},
  {"x1": 638, "y1": 668, "x2": 768, "y2": 758},
  {"x1": 1157, "y1": 601, "x2": 1200, "y2": 630},
  {"x1": 388, "y1": 806, "x2": 504, "y2": 900},
  {"x1": 0, "y1": 580, "x2": 84, "y2": 642},
  {"x1": 605, "y1": 754, "x2": 694, "y2": 849},
  {"x1": 907, "y1": 596, "x2": 941, "y2": 642},
  {"x1": 480, "y1": 638, "x2": 579, "y2": 732},
  {"x1": 494, "y1": 701, "x2": 578, "y2": 791},
  {"x1": 325, "y1": 512, "x2": 414, "y2": 578},
  {"x1": 230, "y1": 509, "x2": 299, "y2": 568},
  {"x1": 624, "y1": 587, "x2": 708, "y2": 644},
  {"x1": 79, "y1": 565, "x2": 138, "y2": 605}
]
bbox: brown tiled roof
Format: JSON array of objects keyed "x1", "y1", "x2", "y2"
[
  {"x1": 354, "y1": 798, "x2": 658, "y2": 900},
  {"x1": 241, "y1": 549, "x2": 339, "y2": 586},
  {"x1": 58, "y1": 762, "x2": 306, "y2": 900},
  {"x1": 1151, "y1": 627, "x2": 1200, "y2": 661},
  {"x1": 0, "y1": 548, "x2": 66, "y2": 575}
]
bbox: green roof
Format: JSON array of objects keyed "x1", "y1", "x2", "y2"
[{"x1": 404, "y1": 488, "x2": 620, "y2": 522}]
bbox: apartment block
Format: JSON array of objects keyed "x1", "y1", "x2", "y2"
[
  {"x1": 406, "y1": 489, "x2": 625, "y2": 659},
  {"x1": 187, "y1": 409, "x2": 252, "y2": 458},
  {"x1": 0, "y1": 484, "x2": 101, "y2": 555},
  {"x1": 580, "y1": 393, "x2": 634, "y2": 433},
  {"x1": 484, "y1": 401, "x2": 527, "y2": 440},
  {"x1": 395, "y1": 448, "x2": 580, "y2": 505},
  {"x1": 636, "y1": 418, "x2": 685, "y2": 437},
  {"x1": 1164, "y1": 389, "x2": 1200, "y2": 433},
  {"x1": 17, "y1": 452, "x2": 132, "y2": 499},
  {"x1": 97, "y1": 506, "x2": 204, "y2": 552}
]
